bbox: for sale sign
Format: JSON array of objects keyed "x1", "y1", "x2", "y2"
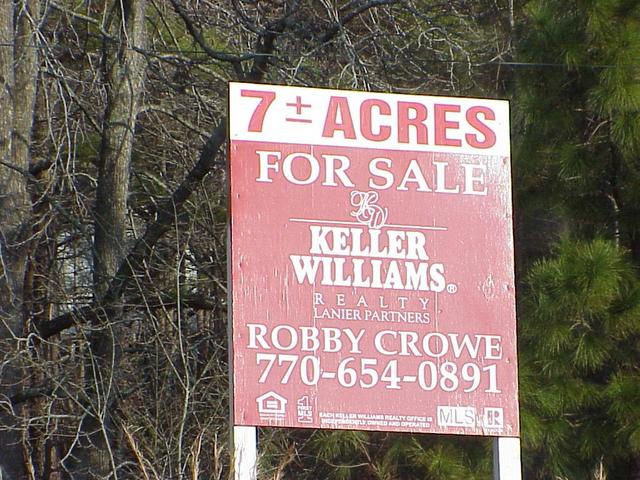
[{"x1": 228, "y1": 83, "x2": 519, "y2": 437}]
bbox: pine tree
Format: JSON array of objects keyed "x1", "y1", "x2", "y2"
[
  {"x1": 514, "y1": 0, "x2": 640, "y2": 253},
  {"x1": 519, "y1": 238, "x2": 640, "y2": 478},
  {"x1": 514, "y1": 0, "x2": 640, "y2": 477}
]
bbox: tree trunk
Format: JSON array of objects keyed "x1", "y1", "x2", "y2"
[
  {"x1": 63, "y1": 1, "x2": 147, "y2": 478},
  {"x1": 0, "y1": 1, "x2": 39, "y2": 478}
]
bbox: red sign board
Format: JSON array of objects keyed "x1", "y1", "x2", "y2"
[{"x1": 229, "y1": 83, "x2": 519, "y2": 436}]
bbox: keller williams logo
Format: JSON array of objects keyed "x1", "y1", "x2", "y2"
[
  {"x1": 350, "y1": 190, "x2": 388, "y2": 229},
  {"x1": 289, "y1": 191, "x2": 447, "y2": 292}
]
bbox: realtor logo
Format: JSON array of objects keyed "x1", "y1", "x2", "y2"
[
  {"x1": 256, "y1": 391, "x2": 287, "y2": 422},
  {"x1": 482, "y1": 407, "x2": 504, "y2": 429}
]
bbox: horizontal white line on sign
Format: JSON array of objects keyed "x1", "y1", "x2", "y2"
[{"x1": 289, "y1": 218, "x2": 448, "y2": 231}]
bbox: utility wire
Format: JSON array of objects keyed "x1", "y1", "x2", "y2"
[{"x1": 1, "y1": 41, "x2": 639, "y2": 69}]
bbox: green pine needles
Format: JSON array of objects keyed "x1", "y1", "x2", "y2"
[{"x1": 520, "y1": 238, "x2": 640, "y2": 478}]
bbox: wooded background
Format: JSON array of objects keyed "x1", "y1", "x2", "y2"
[{"x1": 1, "y1": 1, "x2": 640, "y2": 478}]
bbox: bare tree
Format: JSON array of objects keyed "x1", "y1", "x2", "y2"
[
  {"x1": 60, "y1": 1, "x2": 149, "y2": 477},
  {"x1": 1, "y1": 1, "x2": 40, "y2": 478}
]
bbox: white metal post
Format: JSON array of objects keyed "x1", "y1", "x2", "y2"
[
  {"x1": 493, "y1": 437, "x2": 522, "y2": 480},
  {"x1": 233, "y1": 425, "x2": 258, "y2": 480}
]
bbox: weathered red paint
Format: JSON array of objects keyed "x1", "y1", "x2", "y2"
[{"x1": 229, "y1": 83, "x2": 519, "y2": 436}]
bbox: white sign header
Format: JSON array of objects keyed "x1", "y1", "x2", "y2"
[{"x1": 230, "y1": 83, "x2": 510, "y2": 157}]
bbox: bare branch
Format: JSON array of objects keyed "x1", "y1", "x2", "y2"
[
  {"x1": 38, "y1": 121, "x2": 227, "y2": 339},
  {"x1": 168, "y1": 0, "x2": 246, "y2": 77},
  {"x1": 319, "y1": 0, "x2": 401, "y2": 44}
]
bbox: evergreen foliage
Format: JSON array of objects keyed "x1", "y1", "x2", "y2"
[
  {"x1": 519, "y1": 238, "x2": 640, "y2": 477},
  {"x1": 290, "y1": 430, "x2": 492, "y2": 479},
  {"x1": 515, "y1": 0, "x2": 640, "y2": 252},
  {"x1": 515, "y1": 1, "x2": 640, "y2": 477}
]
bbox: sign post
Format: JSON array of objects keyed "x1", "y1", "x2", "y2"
[
  {"x1": 232, "y1": 426, "x2": 257, "y2": 480},
  {"x1": 493, "y1": 437, "x2": 522, "y2": 480},
  {"x1": 228, "y1": 83, "x2": 521, "y2": 479}
]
